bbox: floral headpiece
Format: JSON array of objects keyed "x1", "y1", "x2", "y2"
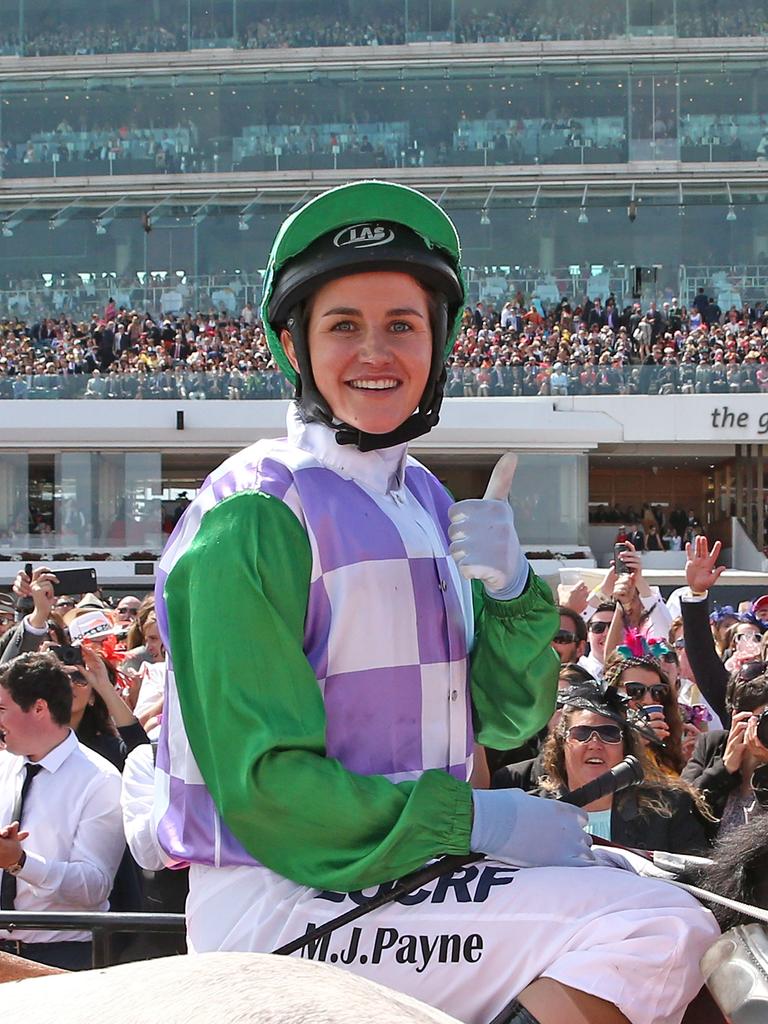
[{"x1": 617, "y1": 630, "x2": 671, "y2": 662}]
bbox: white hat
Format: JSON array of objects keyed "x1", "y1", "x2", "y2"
[{"x1": 68, "y1": 610, "x2": 119, "y2": 644}]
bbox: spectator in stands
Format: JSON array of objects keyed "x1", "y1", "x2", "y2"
[
  {"x1": 64, "y1": 646, "x2": 148, "y2": 772},
  {"x1": 536, "y1": 683, "x2": 712, "y2": 852},
  {"x1": 580, "y1": 600, "x2": 617, "y2": 683},
  {"x1": 552, "y1": 606, "x2": 588, "y2": 664},
  {"x1": 683, "y1": 672, "x2": 768, "y2": 837},
  {"x1": 0, "y1": 652, "x2": 125, "y2": 969},
  {"x1": 123, "y1": 598, "x2": 162, "y2": 675},
  {"x1": 604, "y1": 543, "x2": 673, "y2": 649},
  {"x1": 0, "y1": 595, "x2": 16, "y2": 639},
  {"x1": 604, "y1": 645, "x2": 687, "y2": 774},
  {"x1": 0, "y1": 567, "x2": 62, "y2": 665}
]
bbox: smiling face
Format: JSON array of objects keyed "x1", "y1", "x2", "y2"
[
  {"x1": 0, "y1": 685, "x2": 36, "y2": 755},
  {"x1": 282, "y1": 271, "x2": 433, "y2": 436},
  {"x1": 587, "y1": 610, "x2": 613, "y2": 664},
  {"x1": 563, "y1": 709, "x2": 625, "y2": 792}
]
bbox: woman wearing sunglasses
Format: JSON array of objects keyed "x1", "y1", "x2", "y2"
[
  {"x1": 537, "y1": 689, "x2": 712, "y2": 854},
  {"x1": 603, "y1": 647, "x2": 687, "y2": 775}
]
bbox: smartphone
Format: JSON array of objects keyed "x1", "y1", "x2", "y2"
[
  {"x1": 614, "y1": 543, "x2": 631, "y2": 575},
  {"x1": 24, "y1": 563, "x2": 98, "y2": 597},
  {"x1": 49, "y1": 643, "x2": 84, "y2": 667},
  {"x1": 51, "y1": 567, "x2": 98, "y2": 597}
]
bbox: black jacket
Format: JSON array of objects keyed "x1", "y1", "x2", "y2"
[
  {"x1": 682, "y1": 728, "x2": 768, "y2": 821},
  {"x1": 0, "y1": 618, "x2": 49, "y2": 664},
  {"x1": 680, "y1": 596, "x2": 729, "y2": 727},
  {"x1": 533, "y1": 783, "x2": 711, "y2": 854}
]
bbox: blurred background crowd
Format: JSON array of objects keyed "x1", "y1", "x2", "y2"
[{"x1": 1, "y1": 286, "x2": 767, "y2": 399}]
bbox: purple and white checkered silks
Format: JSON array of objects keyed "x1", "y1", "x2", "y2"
[{"x1": 153, "y1": 406, "x2": 475, "y2": 867}]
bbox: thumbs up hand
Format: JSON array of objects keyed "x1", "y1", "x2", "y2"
[{"x1": 447, "y1": 454, "x2": 529, "y2": 600}]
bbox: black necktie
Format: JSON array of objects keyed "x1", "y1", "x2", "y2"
[{"x1": 0, "y1": 763, "x2": 42, "y2": 910}]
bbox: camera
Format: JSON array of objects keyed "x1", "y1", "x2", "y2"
[{"x1": 49, "y1": 643, "x2": 84, "y2": 667}]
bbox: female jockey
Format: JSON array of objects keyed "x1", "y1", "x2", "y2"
[{"x1": 153, "y1": 181, "x2": 719, "y2": 1024}]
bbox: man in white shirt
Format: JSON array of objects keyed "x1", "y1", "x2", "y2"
[
  {"x1": 0, "y1": 652, "x2": 124, "y2": 970},
  {"x1": 578, "y1": 602, "x2": 615, "y2": 685}
]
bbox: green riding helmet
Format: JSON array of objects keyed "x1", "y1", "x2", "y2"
[{"x1": 261, "y1": 180, "x2": 466, "y2": 452}]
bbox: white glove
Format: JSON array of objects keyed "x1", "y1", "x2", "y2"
[
  {"x1": 471, "y1": 789, "x2": 595, "y2": 868},
  {"x1": 448, "y1": 454, "x2": 528, "y2": 600}
]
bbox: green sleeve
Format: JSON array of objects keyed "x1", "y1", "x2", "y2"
[
  {"x1": 164, "y1": 490, "x2": 473, "y2": 892},
  {"x1": 470, "y1": 572, "x2": 560, "y2": 749}
]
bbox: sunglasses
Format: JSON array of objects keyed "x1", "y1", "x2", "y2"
[
  {"x1": 588, "y1": 620, "x2": 610, "y2": 634},
  {"x1": 567, "y1": 724, "x2": 623, "y2": 744},
  {"x1": 55, "y1": 600, "x2": 75, "y2": 609},
  {"x1": 623, "y1": 682, "x2": 669, "y2": 702},
  {"x1": 660, "y1": 652, "x2": 678, "y2": 664},
  {"x1": 673, "y1": 637, "x2": 685, "y2": 649},
  {"x1": 117, "y1": 607, "x2": 139, "y2": 617},
  {"x1": 736, "y1": 632, "x2": 763, "y2": 644},
  {"x1": 553, "y1": 631, "x2": 578, "y2": 645}
]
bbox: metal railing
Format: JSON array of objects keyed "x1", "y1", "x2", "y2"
[
  {"x1": 0, "y1": 364, "x2": 764, "y2": 400},
  {"x1": 0, "y1": 910, "x2": 186, "y2": 968}
]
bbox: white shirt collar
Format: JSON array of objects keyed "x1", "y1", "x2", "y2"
[
  {"x1": 286, "y1": 402, "x2": 408, "y2": 496},
  {"x1": 24, "y1": 729, "x2": 78, "y2": 776}
]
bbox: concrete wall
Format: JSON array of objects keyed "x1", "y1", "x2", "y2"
[{"x1": 1, "y1": 393, "x2": 765, "y2": 453}]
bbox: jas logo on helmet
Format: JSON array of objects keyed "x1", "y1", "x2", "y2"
[{"x1": 333, "y1": 223, "x2": 395, "y2": 249}]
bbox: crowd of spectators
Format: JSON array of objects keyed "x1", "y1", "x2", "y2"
[
  {"x1": 488, "y1": 538, "x2": 768, "y2": 860},
  {"x1": 0, "y1": 0, "x2": 765, "y2": 58},
  {"x1": 589, "y1": 505, "x2": 703, "y2": 552},
  {"x1": 0, "y1": 570, "x2": 184, "y2": 969},
  {"x1": 1, "y1": 286, "x2": 768, "y2": 399},
  {"x1": 447, "y1": 289, "x2": 768, "y2": 397}
]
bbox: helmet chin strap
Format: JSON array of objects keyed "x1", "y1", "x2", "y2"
[{"x1": 286, "y1": 301, "x2": 448, "y2": 453}]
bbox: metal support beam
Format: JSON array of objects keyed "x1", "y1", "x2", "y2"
[
  {"x1": 48, "y1": 198, "x2": 81, "y2": 230},
  {"x1": 191, "y1": 193, "x2": 219, "y2": 226},
  {"x1": 758, "y1": 445, "x2": 765, "y2": 554},
  {"x1": 94, "y1": 196, "x2": 129, "y2": 233},
  {"x1": 746, "y1": 443, "x2": 755, "y2": 541},
  {"x1": 0, "y1": 200, "x2": 36, "y2": 237}
]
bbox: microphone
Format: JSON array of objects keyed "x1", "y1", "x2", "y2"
[{"x1": 560, "y1": 755, "x2": 644, "y2": 808}]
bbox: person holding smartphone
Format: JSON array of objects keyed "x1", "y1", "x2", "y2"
[
  {"x1": 603, "y1": 542, "x2": 673, "y2": 664},
  {"x1": 0, "y1": 566, "x2": 60, "y2": 666}
]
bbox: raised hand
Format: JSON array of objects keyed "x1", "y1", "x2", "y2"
[
  {"x1": 448, "y1": 454, "x2": 528, "y2": 600},
  {"x1": 685, "y1": 536, "x2": 725, "y2": 594}
]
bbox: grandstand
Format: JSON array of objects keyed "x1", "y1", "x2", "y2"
[{"x1": 1, "y1": 0, "x2": 767, "y2": 593}]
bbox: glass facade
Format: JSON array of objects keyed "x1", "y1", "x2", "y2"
[
  {"x1": 0, "y1": 451, "x2": 162, "y2": 553},
  {"x1": 510, "y1": 453, "x2": 588, "y2": 547},
  {"x1": 0, "y1": 447, "x2": 588, "y2": 556},
  {"x1": 1, "y1": 63, "x2": 766, "y2": 180},
  {"x1": 2, "y1": 0, "x2": 764, "y2": 56},
  {"x1": 2, "y1": 193, "x2": 767, "y2": 322}
]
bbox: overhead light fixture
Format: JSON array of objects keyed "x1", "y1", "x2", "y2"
[
  {"x1": 95, "y1": 219, "x2": 106, "y2": 235},
  {"x1": 726, "y1": 205, "x2": 737, "y2": 222},
  {"x1": 678, "y1": 184, "x2": 685, "y2": 218},
  {"x1": 238, "y1": 217, "x2": 249, "y2": 231},
  {"x1": 480, "y1": 208, "x2": 491, "y2": 226},
  {"x1": 1, "y1": 224, "x2": 12, "y2": 238}
]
